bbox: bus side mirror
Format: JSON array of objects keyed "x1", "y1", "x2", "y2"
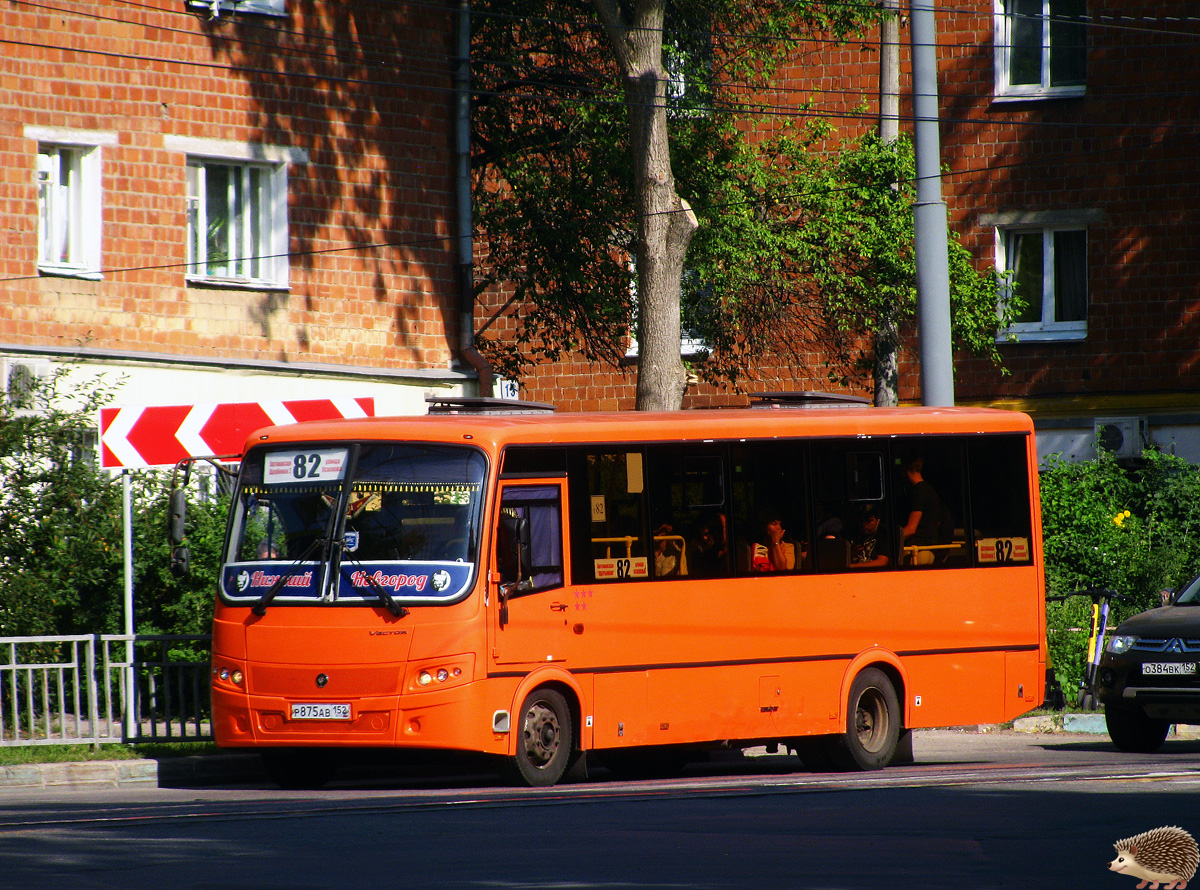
[
  {"x1": 169, "y1": 489, "x2": 187, "y2": 546},
  {"x1": 497, "y1": 513, "x2": 531, "y2": 585},
  {"x1": 170, "y1": 545, "x2": 191, "y2": 577},
  {"x1": 168, "y1": 488, "x2": 190, "y2": 577}
]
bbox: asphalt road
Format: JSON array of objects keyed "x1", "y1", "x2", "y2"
[{"x1": 2, "y1": 730, "x2": 1199, "y2": 890}]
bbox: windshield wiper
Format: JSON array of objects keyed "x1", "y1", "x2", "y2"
[
  {"x1": 340, "y1": 554, "x2": 409, "y2": 618},
  {"x1": 251, "y1": 536, "x2": 325, "y2": 617}
]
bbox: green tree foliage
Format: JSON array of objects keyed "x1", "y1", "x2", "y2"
[
  {"x1": 1040, "y1": 450, "x2": 1200, "y2": 697},
  {"x1": 0, "y1": 368, "x2": 225, "y2": 639},
  {"x1": 791, "y1": 133, "x2": 1018, "y2": 390},
  {"x1": 472, "y1": 2, "x2": 1012, "y2": 395}
]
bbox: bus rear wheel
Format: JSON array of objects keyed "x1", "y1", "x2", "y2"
[
  {"x1": 508, "y1": 688, "x2": 574, "y2": 787},
  {"x1": 829, "y1": 668, "x2": 900, "y2": 770}
]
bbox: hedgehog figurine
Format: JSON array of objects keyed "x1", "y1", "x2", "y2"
[{"x1": 1109, "y1": 826, "x2": 1199, "y2": 889}]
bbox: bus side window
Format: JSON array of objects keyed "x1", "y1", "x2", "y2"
[
  {"x1": 810, "y1": 444, "x2": 889, "y2": 573},
  {"x1": 967, "y1": 436, "x2": 1034, "y2": 566},
  {"x1": 730, "y1": 442, "x2": 808, "y2": 575},
  {"x1": 895, "y1": 440, "x2": 968, "y2": 569},
  {"x1": 498, "y1": 486, "x2": 564, "y2": 592},
  {"x1": 586, "y1": 452, "x2": 650, "y2": 583},
  {"x1": 646, "y1": 447, "x2": 729, "y2": 580}
]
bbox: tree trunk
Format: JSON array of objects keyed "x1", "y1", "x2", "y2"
[
  {"x1": 593, "y1": 0, "x2": 698, "y2": 411},
  {"x1": 873, "y1": 318, "x2": 900, "y2": 408}
]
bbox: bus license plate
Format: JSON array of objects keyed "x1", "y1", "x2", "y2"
[
  {"x1": 291, "y1": 703, "x2": 351, "y2": 720},
  {"x1": 1143, "y1": 663, "x2": 1197, "y2": 676}
]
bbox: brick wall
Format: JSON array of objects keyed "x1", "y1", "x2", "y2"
[
  {"x1": 0, "y1": 0, "x2": 460, "y2": 373},
  {"x1": 481, "y1": 4, "x2": 1200, "y2": 412}
]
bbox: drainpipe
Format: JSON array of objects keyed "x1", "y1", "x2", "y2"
[{"x1": 453, "y1": 0, "x2": 493, "y2": 396}]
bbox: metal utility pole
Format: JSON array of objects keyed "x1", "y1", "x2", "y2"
[
  {"x1": 874, "y1": 0, "x2": 902, "y2": 407},
  {"x1": 909, "y1": 1, "x2": 955, "y2": 407}
]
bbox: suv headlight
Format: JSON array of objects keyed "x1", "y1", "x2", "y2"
[{"x1": 1107, "y1": 635, "x2": 1136, "y2": 655}]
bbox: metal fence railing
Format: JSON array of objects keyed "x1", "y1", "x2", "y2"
[{"x1": 0, "y1": 633, "x2": 211, "y2": 747}]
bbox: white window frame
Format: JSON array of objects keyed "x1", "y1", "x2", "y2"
[
  {"x1": 994, "y1": 0, "x2": 1087, "y2": 101},
  {"x1": 986, "y1": 211, "x2": 1096, "y2": 342},
  {"x1": 186, "y1": 0, "x2": 286, "y2": 18},
  {"x1": 26, "y1": 127, "x2": 115, "y2": 279},
  {"x1": 623, "y1": 255, "x2": 711, "y2": 361},
  {"x1": 166, "y1": 136, "x2": 305, "y2": 290}
]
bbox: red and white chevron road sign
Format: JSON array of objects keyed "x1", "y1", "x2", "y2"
[{"x1": 99, "y1": 397, "x2": 375, "y2": 469}]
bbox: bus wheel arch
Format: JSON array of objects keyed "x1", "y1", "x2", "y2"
[
  {"x1": 504, "y1": 675, "x2": 583, "y2": 787},
  {"x1": 831, "y1": 661, "x2": 905, "y2": 771}
]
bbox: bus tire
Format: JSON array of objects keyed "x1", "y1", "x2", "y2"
[
  {"x1": 1105, "y1": 703, "x2": 1169, "y2": 753},
  {"x1": 508, "y1": 688, "x2": 574, "y2": 787},
  {"x1": 829, "y1": 668, "x2": 900, "y2": 770},
  {"x1": 261, "y1": 748, "x2": 338, "y2": 789}
]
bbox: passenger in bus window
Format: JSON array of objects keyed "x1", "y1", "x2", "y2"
[
  {"x1": 752, "y1": 513, "x2": 796, "y2": 572},
  {"x1": 901, "y1": 458, "x2": 941, "y2": 544},
  {"x1": 849, "y1": 504, "x2": 891, "y2": 569},
  {"x1": 653, "y1": 521, "x2": 685, "y2": 577},
  {"x1": 690, "y1": 514, "x2": 728, "y2": 578}
]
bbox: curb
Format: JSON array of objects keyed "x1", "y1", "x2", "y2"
[
  {"x1": 1012, "y1": 713, "x2": 1200, "y2": 738},
  {"x1": 0, "y1": 753, "x2": 265, "y2": 791}
]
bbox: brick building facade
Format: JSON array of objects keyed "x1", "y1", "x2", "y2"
[
  {"x1": 1, "y1": 0, "x2": 474, "y2": 422},
  {"x1": 481, "y1": 4, "x2": 1200, "y2": 461}
]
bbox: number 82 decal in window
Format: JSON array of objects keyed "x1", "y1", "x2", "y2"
[
  {"x1": 976, "y1": 537, "x2": 1030, "y2": 564},
  {"x1": 264, "y1": 449, "x2": 349, "y2": 484},
  {"x1": 594, "y1": 557, "x2": 649, "y2": 580}
]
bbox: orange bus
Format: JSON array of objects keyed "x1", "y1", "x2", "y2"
[{"x1": 209, "y1": 401, "x2": 1046, "y2": 787}]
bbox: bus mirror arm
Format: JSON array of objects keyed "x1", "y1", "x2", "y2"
[{"x1": 497, "y1": 580, "x2": 533, "y2": 628}]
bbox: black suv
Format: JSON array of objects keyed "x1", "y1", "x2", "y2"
[{"x1": 1097, "y1": 572, "x2": 1200, "y2": 752}]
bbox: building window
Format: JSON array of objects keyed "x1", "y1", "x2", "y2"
[
  {"x1": 995, "y1": 0, "x2": 1087, "y2": 99},
  {"x1": 36, "y1": 144, "x2": 103, "y2": 277},
  {"x1": 624, "y1": 259, "x2": 711, "y2": 361},
  {"x1": 186, "y1": 159, "x2": 287, "y2": 287},
  {"x1": 186, "y1": 0, "x2": 286, "y2": 17},
  {"x1": 999, "y1": 227, "x2": 1087, "y2": 341}
]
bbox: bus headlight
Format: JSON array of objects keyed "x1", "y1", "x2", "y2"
[
  {"x1": 213, "y1": 664, "x2": 246, "y2": 689},
  {"x1": 409, "y1": 657, "x2": 472, "y2": 692},
  {"x1": 1107, "y1": 635, "x2": 1136, "y2": 655}
]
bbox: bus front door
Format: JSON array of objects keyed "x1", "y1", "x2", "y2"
[{"x1": 492, "y1": 480, "x2": 573, "y2": 665}]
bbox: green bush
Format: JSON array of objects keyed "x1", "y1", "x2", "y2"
[
  {"x1": 0, "y1": 368, "x2": 226, "y2": 642},
  {"x1": 1040, "y1": 450, "x2": 1200, "y2": 698}
]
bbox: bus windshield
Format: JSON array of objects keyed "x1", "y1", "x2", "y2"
[{"x1": 221, "y1": 442, "x2": 487, "y2": 607}]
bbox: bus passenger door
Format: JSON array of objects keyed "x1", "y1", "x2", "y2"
[{"x1": 492, "y1": 480, "x2": 572, "y2": 665}]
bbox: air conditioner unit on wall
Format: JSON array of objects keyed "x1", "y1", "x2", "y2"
[
  {"x1": 1094, "y1": 416, "x2": 1146, "y2": 459},
  {"x1": 1, "y1": 359, "x2": 53, "y2": 410}
]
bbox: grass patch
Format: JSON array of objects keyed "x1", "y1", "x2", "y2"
[{"x1": 0, "y1": 741, "x2": 218, "y2": 766}]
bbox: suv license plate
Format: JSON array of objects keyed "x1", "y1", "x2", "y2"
[
  {"x1": 291, "y1": 703, "x2": 351, "y2": 720},
  {"x1": 1143, "y1": 662, "x2": 1197, "y2": 676}
]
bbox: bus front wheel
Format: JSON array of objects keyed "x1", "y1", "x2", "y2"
[
  {"x1": 261, "y1": 747, "x2": 338, "y2": 789},
  {"x1": 508, "y1": 688, "x2": 574, "y2": 787},
  {"x1": 829, "y1": 668, "x2": 900, "y2": 770}
]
